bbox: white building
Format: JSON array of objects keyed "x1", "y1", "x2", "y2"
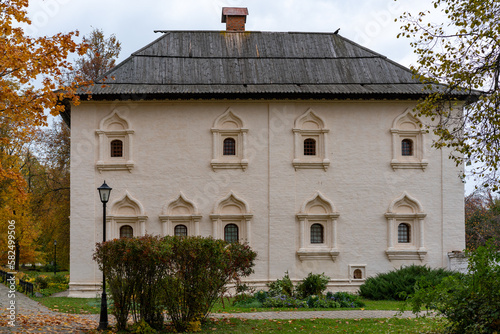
[{"x1": 66, "y1": 8, "x2": 468, "y2": 297}]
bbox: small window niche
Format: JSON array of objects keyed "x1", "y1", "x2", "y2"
[
  {"x1": 385, "y1": 192, "x2": 427, "y2": 261},
  {"x1": 159, "y1": 193, "x2": 202, "y2": 237},
  {"x1": 96, "y1": 110, "x2": 134, "y2": 172},
  {"x1": 211, "y1": 108, "x2": 248, "y2": 171},
  {"x1": 293, "y1": 109, "x2": 330, "y2": 171},
  {"x1": 296, "y1": 191, "x2": 340, "y2": 261},
  {"x1": 108, "y1": 191, "x2": 147, "y2": 240},
  {"x1": 210, "y1": 192, "x2": 253, "y2": 244},
  {"x1": 390, "y1": 110, "x2": 427, "y2": 170},
  {"x1": 349, "y1": 265, "x2": 366, "y2": 281}
]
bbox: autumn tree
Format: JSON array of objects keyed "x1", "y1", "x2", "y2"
[
  {"x1": 0, "y1": 0, "x2": 86, "y2": 191},
  {"x1": 465, "y1": 191, "x2": 500, "y2": 250},
  {"x1": 1, "y1": 0, "x2": 86, "y2": 269},
  {"x1": 71, "y1": 27, "x2": 121, "y2": 82},
  {"x1": 32, "y1": 119, "x2": 71, "y2": 269},
  {"x1": 398, "y1": 0, "x2": 500, "y2": 189}
]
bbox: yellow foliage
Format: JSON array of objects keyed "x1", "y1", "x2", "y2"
[{"x1": 0, "y1": 0, "x2": 88, "y2": 191}]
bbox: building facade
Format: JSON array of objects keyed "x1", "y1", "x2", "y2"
[{"x1": 67, "y1": 8, "x2": 466, "y2": 297}]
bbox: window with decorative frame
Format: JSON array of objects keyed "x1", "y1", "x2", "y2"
[
  {"x1": 390, "y1": 110, "x2": 427, "y2": 170},
  {"x1": 159, "y1": 193, "x2": 201, "y2": 237},
  {"x1": 385, "y1": 192, "x2": 427, "y2": 261},
  {"x1": 107, "y1": 192, "x2": 147, "y2": 240},
  {"x1": 211, "y1": 108, "x2": 248, "y2": 171},
  {"x1": 293, "y1": 109, "x2": 330, "y2": 171},
  {"x1": 210, "y1": 192, "x2": 252, "y2": 244},
  {"x1": 96, "y1": 110, "x2": 134, "y2": 172},
  {"x1": 296, "y1": 191, "x2": 340, "y2": 261}
]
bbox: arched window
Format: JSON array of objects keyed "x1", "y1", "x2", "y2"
[
  {"x1": 224, "y1": 224, "x2": 239, "y2": 243},
  {"x1": 120, "y1": 225, "x2": 133, "y2": 238},
  {"x1": 304, "y1": 138, "x2": 316, "y2": 156},
  {"x1": 353, "y1": 269, "x2": 363, "y2": 279},
  {"x1": 310, "y1": 223, "x2": 324, "y2": 243},
  {"x1": 398, "y1": 223, "x2": 410, "y2": 243},
  {"x1": 223, "y1": 138, "x2": 236, "y2": 156},
  {"x1": 174, "y1": 224, "x2": 188, "y2": 237},
  {"x1": 110, "y1": 139, "x2": 123, "y2": 157},
  {"x1": 401, "y1": 139, "x2": 413, "y2": 156}
]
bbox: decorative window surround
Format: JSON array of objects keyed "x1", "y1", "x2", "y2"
[
  {"x1": 211, "y1": 109, "x2": 248, "y2": 171},
  {"x1": 107, "y1": 191, "x2": 147, "y2": 240},
  {"x1": 96, "y1": 111, "x2": 135, "y2": 172},
  {"x1": 210, "y1": 192, "x2": 253, "y2": 244},
  {"x1": 293, "y1": 109, "x2": 330, "y2": 171},
  {"x1": 385, "y1": 192, "x2": 427, "y2": 261},
  {"x1": 159, "y1": 193, "x2": 202, "y2": 236},
  {"x1": 390, "y1": 110, "x2": 427, "y2": 170},
  {"x1": 297, "y1": 191, "x2": 340, "y2": 261}
]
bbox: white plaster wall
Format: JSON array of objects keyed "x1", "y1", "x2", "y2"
[{"x1": 69, "y1": 99, "x2": 465, "y2": 296}]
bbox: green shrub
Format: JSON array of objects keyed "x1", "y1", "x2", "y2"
[
  {"x1": 131, "y1": 319, "x2": 157, "y2": 334},
  {"x1": 262, "y1": 294, "x2": 308, "y2": 308},
  {"x1": 326, "y1": 291, "x2": 365, "y2": 308},
  {"x1": 254, "y1": 290, "x2": 268, "y2": 303},
  {"x1": 94, "y1": 235, "x2": 257, "y2": 333},
  {"x1": 160, "y1": 236, "x2": 256, "y2": 332},
  {"x1": 267, "y1": 271, "x2": 294, "y2": 297},
  {"x1": 35, "y1": 275, "x2": 48, "y2": 289},
  {"x1": 94, "y1": 236, "x2": 160, "y2": 331},
  {"x1": 48, "y1": 274, "x2": 69, "y2": 284},
  {"x1": 295, "y1": 272, "x2": 330, "y2": 298},
  {"x1": 359, "y1": 264, "x2": 457, "y2": 301},
  {"x1": 407, "y1": 240, "x2": 500, "y2": 333}
]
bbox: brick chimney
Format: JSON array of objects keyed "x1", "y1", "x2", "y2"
[{"x1": 221, "y1": 7, "x2": 249, "y2": 32}]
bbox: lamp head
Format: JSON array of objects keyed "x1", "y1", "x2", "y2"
[{"x1": 98, "y1": 181, "x2": 112, "y2": 204}]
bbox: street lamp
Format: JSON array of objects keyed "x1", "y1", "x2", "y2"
[
  {"x1": 53, "y1": 240, "x2": 57, "y2": 276},
  {"x1": 97, "y1": 181, "x2": 112, "y2": 330}
]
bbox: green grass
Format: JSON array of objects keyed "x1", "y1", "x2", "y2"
[
  {"x1": 34, "y1": 296, "x2": 104, "y2": 314},
  {"x1": 19, "y1": 270, "x2": 69, "y2": 277},
  {"x1": 34, "y1": 296, "x2": 406, "y2": 314},
  {"x1": 164, "y1": 317, "x2": 448, "y2": 333},
  {"x1": 211, "y1": 297, "x2": 405, "y2": 313}
]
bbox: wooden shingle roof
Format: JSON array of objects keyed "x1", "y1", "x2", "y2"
[{"x1": 82, "y1": 31, "x2": 468, "y2": 100}]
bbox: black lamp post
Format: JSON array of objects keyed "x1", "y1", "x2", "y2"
[
  {"x1": 53, "y1": 240, "x2": 57, "y2": 276},
  {"x1": 97, "y1": 181, "x2": 112, "y2": 330}
]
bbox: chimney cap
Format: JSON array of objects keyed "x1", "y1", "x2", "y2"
[{"x1": 221, "y1": 7, "x2": 249, "y2": 23}]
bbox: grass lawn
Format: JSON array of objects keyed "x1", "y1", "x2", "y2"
[
  {"x1": 33, "y1": 296, "x2": 103, "y2": 314},
  {"x1": 35, "y1": 295, "x2": 406, "y2": 314},
  {"x1": 210, "y1": 297, "x2": 405, "y2": 313},
  {"x1": 193, "y1": 317, "x2": 448, "y2": 333}
]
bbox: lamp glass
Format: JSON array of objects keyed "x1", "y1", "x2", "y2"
[{"x1": 98, "y1": 181, "x2": 112, "y2": 204}]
